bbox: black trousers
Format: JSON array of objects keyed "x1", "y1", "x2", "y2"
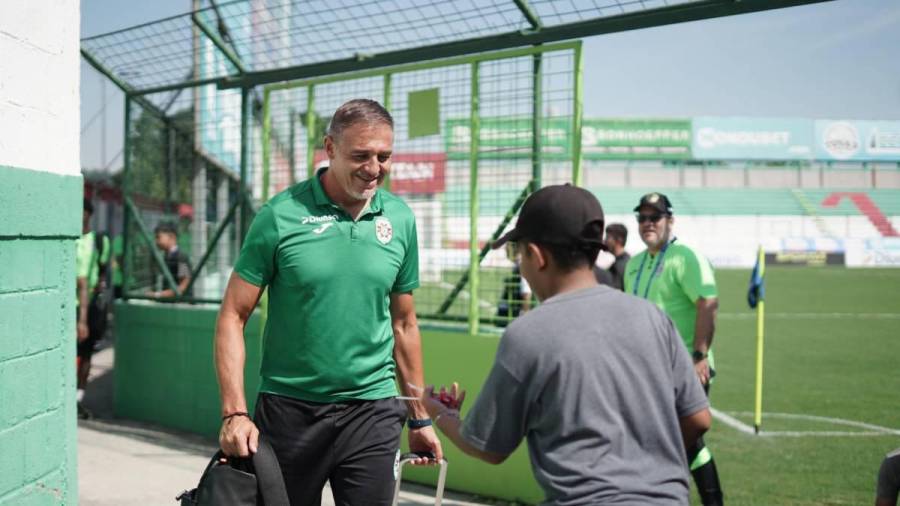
[{"x1": 254, "y1": 393, "x2": 406, "y2": 506}]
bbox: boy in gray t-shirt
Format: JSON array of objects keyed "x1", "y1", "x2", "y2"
[{"x1": 423, "y1": 185, "x2": 711, "y2": 505}]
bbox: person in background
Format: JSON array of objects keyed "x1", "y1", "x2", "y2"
[
  {"x1": 604, "y1": 223, "x2": 630, "y2": 290},
  {"x1": 75, "y1": 199, "x2": 110, "y2": 419},
  {"x1": 149, "y1": 222, "x2": 191, "y2": 298},
  {"x1": 624, "y1": 192, "x2": 724, "y2": 506},
  {"x1": 877, "y1": 448, "x2": 900, "y2": 506}
]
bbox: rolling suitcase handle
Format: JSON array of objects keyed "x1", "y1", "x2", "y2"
[{"x1": 391, "y1": 451, "x2": 448, "y2": 506}]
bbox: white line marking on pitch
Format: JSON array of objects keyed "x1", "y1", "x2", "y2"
[
  {"x1": 718, "y1": 312, "x2": 900, "y2": 320},
  {"x1": 710, "y1": 408, "x2": 900, "y2": 437}
]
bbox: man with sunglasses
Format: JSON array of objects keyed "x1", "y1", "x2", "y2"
[{"x1": 624, "y1": 192, "x2": 724, "y2": 506}]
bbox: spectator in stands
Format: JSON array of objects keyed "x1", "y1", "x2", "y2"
[
  {"x1": 75, "y1": 199, "x2": 110, "y2": 419},
  {"x1": 877, "y1": 447, "x2": 900, "y2": 506},
  {"x1": 424, "y1": 184, "x2": 711, "y2": 505},
  {"x1": 214, "y1": 99, "x2": 441, "y2": 505},
  {"x1": 624, "y1": 192, "x2": 724, "y2": 506},
  {"x1": 149, "y1": 222, "x2": 191, "y2": 298},
  {"x1": 604, "y1": 223, "x2": 630, "y2": 290}
]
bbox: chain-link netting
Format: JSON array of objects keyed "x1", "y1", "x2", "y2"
[
  {"x1": 123, "y1": 86, "x2": 249, "y2": 302},
  {"x1": 264, "y1": 46, "x2": 577, "y2": 328}
]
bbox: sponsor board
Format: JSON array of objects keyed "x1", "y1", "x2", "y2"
[
  {"x1": 845, "y1": 238, "x2": 900, "y2": 267},
  {"x1": 815, "y1": 120, "x2": 900, "y2": 161},
  {"x1": 692, "y1": 117, "x2": 814, "y2": 160},
  {"x1": 765, "y1": 251, "x2": 846, "y2": 267},
  {"x1": 312, "y1": 151, "x2": 446, "y2": 194},
  {"x1": 581, "y1": 119, "x2": 692, "y2": 160}
]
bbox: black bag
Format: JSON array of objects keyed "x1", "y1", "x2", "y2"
[{"x1": 177, "y1": 437, "x2": 289, "y2": 506}]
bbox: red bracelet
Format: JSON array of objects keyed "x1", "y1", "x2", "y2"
[{"x1": 222, "y1": 411, "x2": 250, "y2": 421}]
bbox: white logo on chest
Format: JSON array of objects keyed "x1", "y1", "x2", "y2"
[
  {"x1": 312, "y1": 222, "x2": 334, "y2": 235},
  {"x1": 302, "y1": 214, "x2": 338, "y2": 225},
  {"x1": 375, "y1": 217, "x2": 393, "y2": 245}
]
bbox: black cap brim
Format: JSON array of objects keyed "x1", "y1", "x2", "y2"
[{"x1": 492, "y1": 227, "x2": 523, "y2": 249}]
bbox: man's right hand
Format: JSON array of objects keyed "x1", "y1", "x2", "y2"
[
  {"x1": 77, "y1": 321, "x2": 89, "y2": 341},
  {"x1": 219, "y1": 415, "x2": 259, "y2": 457}
]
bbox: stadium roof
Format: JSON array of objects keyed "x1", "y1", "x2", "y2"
[{"x1": 82, "y1": 0, "x2": 831, "y2": 96}]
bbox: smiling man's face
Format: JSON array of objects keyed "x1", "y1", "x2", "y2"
[{"x1": 324, "y1": 122, "x2": 393, "y2": 202}]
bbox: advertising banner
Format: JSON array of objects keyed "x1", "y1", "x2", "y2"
[
  {"x1": 312, "y1": 151, "x2": 446, "y2": 194},
  {"x1": 692, "y1": 117, "x2": 814, "y2": 160},
  {"x1": 815, "y1": 120, "x2": 900, "y2": 161},
  {"x1": 444, "y1": 117, "x2": 571, "y2": 160},
  {"x1": 581, "y1": 119, "x2": 691, "y2": 159}
]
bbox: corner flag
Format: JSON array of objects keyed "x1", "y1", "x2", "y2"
[
  {"x1": 750, "y1": 246, "x2": 766, "y2": 434},
  {"x1": 747, "y1": 250, "x2": 765, "y2": 309}
]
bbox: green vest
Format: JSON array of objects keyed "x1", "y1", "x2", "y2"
[{"x1": 623, "y1": 240, "x2": 718, "y2": 352}]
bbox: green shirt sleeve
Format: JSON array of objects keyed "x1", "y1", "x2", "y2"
[
  {"x1": 75, "y1": 234, "x2": 92, "y2": 279},
  {"x1": 679, "y1": 246, "x2": 718, "y2": 303},
  {"x1": 234, "y1": 204, "x2": 279, "y2": 287},
  {"x1": 391, "y1": 214, "x2": 420, "y2": 293},
  {"x1": 623, "y1": 253, "x2": 640, "y2": 294}
]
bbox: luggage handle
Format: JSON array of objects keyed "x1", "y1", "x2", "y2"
[{"x1": 391, "y1": 452, "x2": 447, "y2": 506}]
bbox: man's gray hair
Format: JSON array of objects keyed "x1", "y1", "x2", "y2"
[{"x1": 327, "y1": 99, "x2": 394, "y2": 141}]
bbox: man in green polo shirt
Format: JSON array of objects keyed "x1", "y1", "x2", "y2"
[
  {"x1": 624, "y1": 192, "x2": 724, "y2": 506},
  {"x1": 214, "y1": 99, "x2": 441, "y2": 505}
]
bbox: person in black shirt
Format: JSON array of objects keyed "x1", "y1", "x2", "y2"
[
  {"x1": 150, "y1": 221, "x2": 191, "y2": 298},
  {"x1": 604, "y1": 223, "x2": 630, "y2": 291}
]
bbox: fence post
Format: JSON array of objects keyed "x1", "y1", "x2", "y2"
[{"x1": 468, "y1": 62, "x2": 480, "y2": 336}]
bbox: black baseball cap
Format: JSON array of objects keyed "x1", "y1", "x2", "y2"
[
  {"x1": 633, "y1": 192, "x2": 673, "y2": 215},
  {"x1": 493, "y1": 184, "x2": 605, "y2": 249}
]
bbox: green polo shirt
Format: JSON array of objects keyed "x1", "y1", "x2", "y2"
[
  {"x1": 623, "y1": 240, "x2": 718, "y2": 352},
  {"x1": 234, "y1": 169, "x2": 419, "y2": 403},
  {"x1": 75, "y1": 231, "x2": 110, "y2": 304}
]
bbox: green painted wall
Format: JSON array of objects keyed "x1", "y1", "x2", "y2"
[
  {"x1": 113, "y1": 302, "x2": 544, "y2": 503},
  {"x1": 113, "y1": 302, "x2": 263, "y2": 437},
  {"x1": 0, "y1": 165, "x2": 82, "y2": 504}
]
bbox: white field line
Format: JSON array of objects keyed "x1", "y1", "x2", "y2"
[
  {"x1": 711, "y1": 408, "x2": 900, "y2": 438},
  {"x1": 718, "y1": 312, "x2": 900, "y2": 320}
]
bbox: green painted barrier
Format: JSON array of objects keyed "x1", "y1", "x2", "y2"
[
  {"x1": 113, "y1": 301, "x2": 262, "y2": 438},
  {"x1": 113, "y1": 302, "x2": 543, "y2": 503}
]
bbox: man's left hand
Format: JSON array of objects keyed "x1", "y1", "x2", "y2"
[
  {"x1": 407, "y1": 425, "x2": 443, "y2": 465},
  {"x1": 694, "y1": 358, "x2": 711, "y2": 385}
]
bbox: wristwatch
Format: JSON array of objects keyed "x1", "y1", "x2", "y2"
[
  {"x1": 407, "y1": 418, "x2": 433, "y2": 429},
  {"x1": 692, "y1": 350, "x2": 707, "y2": 362}
]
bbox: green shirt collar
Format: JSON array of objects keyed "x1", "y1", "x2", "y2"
[{"x1": 312, "y1": 167, "x2": 383, "y2": 216}]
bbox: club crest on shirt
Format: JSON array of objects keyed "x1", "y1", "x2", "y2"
[{"x1": 375, "y1": 217, "x2": 393, "y2": 245}]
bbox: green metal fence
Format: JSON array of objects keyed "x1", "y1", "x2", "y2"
[{"x1": 262, "y1": 42, "x2": 581, "y2": 333}]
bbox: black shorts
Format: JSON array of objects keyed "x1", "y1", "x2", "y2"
[
  {"x1": 254, "y1": 393, "x2": 407, "y2": 506},
  {"x1": 76, "y1": 307, "x2": 98, "y2": 361}
]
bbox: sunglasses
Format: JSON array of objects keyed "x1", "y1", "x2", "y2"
[{"x1": 636, "y1": 213, "x2": 665, "y2": 224}]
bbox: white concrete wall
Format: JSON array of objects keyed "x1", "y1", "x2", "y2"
[{"x1": 0, "y1": 1, "x2": 80, "y2": 175}]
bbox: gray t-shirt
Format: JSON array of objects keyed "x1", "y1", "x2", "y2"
[{"x1": 461, "y1": 285, "x2": 708, "y2": 505}]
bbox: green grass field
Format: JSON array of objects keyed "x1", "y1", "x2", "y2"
[{"x1": 696, "y1": 267, "x2": 900, "y2": 505}]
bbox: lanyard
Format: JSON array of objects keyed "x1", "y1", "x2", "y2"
[{"x1": 632, "y1": 238, "x2": 676, "y2": 299}]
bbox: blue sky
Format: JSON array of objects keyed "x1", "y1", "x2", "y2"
[{"x1": 80, "y1": 0, "x2": 900, "y2": 170}]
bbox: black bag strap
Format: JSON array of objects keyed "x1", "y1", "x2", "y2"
[{"x1": 252, "y1": 437, "x2": 290, "y2": 506}]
